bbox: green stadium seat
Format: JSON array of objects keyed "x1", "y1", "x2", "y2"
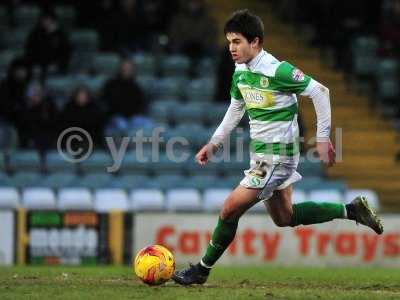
[
  {"x1": 9, "y1": 150, "x2": 42, "y2": 172},
  {"x1": 93, "y1": 53, "x2": 121, "y2": 76}
]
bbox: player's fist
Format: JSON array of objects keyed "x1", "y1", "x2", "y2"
[
  {"x1": 195, "y1": 143, "x2": 219, "y2": 165},
  {"x1": 316, "y1": 140, "x2": 336, "y2": 167}
]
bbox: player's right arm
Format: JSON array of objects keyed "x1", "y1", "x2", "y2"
[{"x1": 196, "y1": 71, "x2": 246, "y2": 165}]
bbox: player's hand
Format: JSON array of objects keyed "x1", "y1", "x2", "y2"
[
  {"x1": 316, "y1": 140, "x2": 336, "y2": 167},
  {"x1": 195, "y1": 143, "x2": 219, "y2": 165}
]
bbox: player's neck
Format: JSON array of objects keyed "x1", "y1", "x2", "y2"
[{"x1": 246, "y1": 48, "x2": 264, "y2": 68}]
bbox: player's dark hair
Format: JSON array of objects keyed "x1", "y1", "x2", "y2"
[{"x1": 224, "y1": 9, "x2": 264, "y2": 44}]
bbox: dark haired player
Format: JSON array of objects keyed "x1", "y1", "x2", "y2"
[{"x1": 172, "y1": 9, "x2": 383, "y2": 286}]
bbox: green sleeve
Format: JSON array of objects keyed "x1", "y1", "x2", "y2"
[
  {"x1": 273, "y1": 62, "x2": 312, "y2": 94},
  {"x1": 230, "y1": 72, "x2": 243, "y2": 100}
]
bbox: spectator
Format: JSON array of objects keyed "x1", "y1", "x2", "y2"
[
  {"x1": 19, "y1": 82, "x2": 58, "y2": 151},
  {"x1": 0, "y1": 57, "x2": 31, "y2": 123},
  {"x1": 168, "y1": 0, "x2": 217, "y2": 59},
  {"x1": 60, "y1": 86, "x2": 106, "y2": 147},
  {"x1": 24, "y1": 9, "x2": 71, "y2": 80},
  {"x1": 102, "y1": 59, "x2": 151, "y2": 132}
]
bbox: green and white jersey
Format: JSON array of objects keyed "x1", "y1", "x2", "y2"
[{"x1": 231, "y1": 50, "x2": 312, "y2": 160}]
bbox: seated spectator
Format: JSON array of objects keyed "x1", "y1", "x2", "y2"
[
  {"x1": 0, "y1": 57, "x2": 31, "y2": 124},
  {"x1": 168, "y1": 0, "x2": 217, "y2": 59},
  {"x1": 60, "y1": 86, "x2": 106, "y2": 147},
  {"x1": 24, "y1": 9, "x2": 71, "y2": 80},
  {"x1": 102, "y1": 59, "x2": 152, "y2": 133},
  {"x1": 19, "y1": 82, "x2": 58, "y2": 151}
]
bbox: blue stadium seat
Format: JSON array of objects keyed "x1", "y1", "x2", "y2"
[
  {"x1": 130, "y1": 189, "x2": 165, "y2": 211},
  {"x1": 132, "y1": 53, "x2": 156, "y2": 76},
  {"x1": 149, "y1": 99, "x2": 181, "y2": 124},
  {"x1": 22, "y1": 187, "x2": 57, "y2": 210},
  {"x1": 118, "y1": 152, "x2": 152, "y2": 176},
  {"x1": 297, "y1": 160, "x2": 324, "y2": 177},
  {"x1": 93, "y1": 53, "x2": 121, "y2": 76},
  {"x1": 165, "y1": 188, "x2": 202, "y2": 212},
  {"x1": 9, "y1": 151, "x2": 42, "y2": 172},
  {"x1": 150, "y1": 154, "x2": 186, "y2": 176},
  {"x1": 171, "y1": 103, "x2": 208, "y2": 124},
  {"x1": 39, "y1": 172, "x2": 78, "y2": 189},
  {"x1": 183, "y1": 175, "x2": 219, "y2": 190},
  {"x1": 45, "y1": 150, "x2": 78, "y2": 173},
  {"x1": 58, "y1": 187, "x2": 93, "y2": 211},
  {"x1": 205, "y1": 103, "x2": 228, "y2": 125},
  {"x1": 153, "y1": 174, "x2": 186, "y2": 190},
  {"x1": 94, "y1": 188, "x2": 129, "y2": 212},
  {"x1": 185, "y1": 78, "x2": 215, "y2": 102},
  {"x1": 0, "y1": 187, "x2": 20, "y2": 209},
  {"x1": 161, "y1": 55, "x2": 190, "y2": 77},
  {"x1": 151, "y1": 78, "x2": 183, "y2": 99},
  {"x1": 108, "y1": 175, "x2": 152, "y2": 190},
  {"x1": 0, "y1": 172, "x2": 13, "y2": 187},
  {"x1": 293, "y1": 176, "x2": 323, "y2": 191},
  {"x1": 185, "y1": 155, "x2": 219, "y2": 176},
  {"x1": 0, "y1": 123, "x2": 18, "y2": 153},
  {"x1": 70, "y1": 30, "x2": 99, "y2": 52},
  {"x1": 80, "y1": 151, "x2": 113, "y2": 173},
  {"x1": 203, "y1": 188, "x2": 231, "y2": 212},
  {"x1": 75, "y1": 173, "x2": 113, "y2": 189},
  {"x1": 10, "y1": 172, "x2": 42, "y2": 188},
  {"x1": 46, "y1": 76, "x2": 77, "y2": 101}
]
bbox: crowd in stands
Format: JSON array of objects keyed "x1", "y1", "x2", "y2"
[{"x1": 0, "y1": 0, "x2": 223, "y2": 155}]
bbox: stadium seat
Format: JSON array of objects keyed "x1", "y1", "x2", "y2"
[
  {"x1": 118, "y1": 152, "x2": 152, "y2": 176},
  {"x1": 39, "y1": 172, "x2": 78, "y2": 189},
  {"x1": 46, "y1": 76, "x2": 76, "y2": 100},
  {"x1": 220, "y1": 159, "x2": 249, "y2": 177},
  {"x1": 293, "y1": 176, "x2": 323, "y2": 191},
  {"x1": 161, "y1": 55, "x2": 190, "y2": 77},
  {"x1": 0, "y1": 172, "x2": 13, "y2": 186},
  {"x1": 8, "y1": 150, "x2": 42, "y2": 172},
  {"x1": 92, "y1": 53, "x2": 121, "y2": 76},
  {"x1": 77, "y1": 74, "x2": 107, "y2": 94},
  {"x1": 203, "y1": 188, "x2": 231, "y2": 212},
  {"x1": 80, "y1": 151, "x2": 113, "y2": 173},
  {"x1": 0, "y1": 50, "x2": 22, "y2": 72},
  {"x1": 151, "y1": 78, "x2": 183, "y2": 99},
  {"x1": 76, "y1": 173, "x2": 113, "y2": 189},
  {"x1": 45, "y1": 150, "x2": 78, "y2": 173},
  {"x1": 185, "y1": 78, "x2": 215, "y2": 102},
  {"x1": 0, "y1": 187, "x2": 19, "y2": 209},
  {"x1": 55, "y1": 5, "x2": 76, "y2": 29},
  {"x1": 108, "y1": 175, "x2": 152, "y2": 190},
  {"x1": 153, "y1": 174, "x2": 186, "y2": 190},
  {"x1": 15, "y1": 5, "x2": 40, "y2": 28},
  {"x1": 309, "y1": 189, "x2": 343, "y2": 204},
  {"x1": 132, "y1": 53, "x2": 156, "y2": 76},
  {"x1": 172, "y1": 123, "x2": 210, "y2": 149},
  {"x1": 150, "y1": 154, "x2": 186, "y2": 176},
  {"x1": 292, "y1": 189, "x2": 307, "y2": 204},
  {"x1": 22, "y1": 187, "x2": 57, "y2": 210},
  {"x1": 214, "y1": 174, "x2": 242, "y2": 189},
  {"x1": 10, "y1": 172, "x2": 42, "y2": 188},
  {"x1": 185, "y1": 155, "x2": 219, "y2": 176},
  {"x1": 297, "y1": 160, "x2": 324, "y2": 177},
  {"x1": 136, "y1": 75, "x2": 155, "y2": 91},
  {"x1": 376, "y1": 59, "x2": 399, "y2": 101},
  {"x1": 351, "y1": 36, "x2": 378, "y2": 76},
  {"x1": 130, "y1": 189, "x2": 165, "y2": 211},
  {"x1": 183, "y1": 175, "x2": 219, "y2": 190},
  {"x1": 345, "y1": 189, "x2": 380, "y2": 211},
  {"x1": 205, "y1": 103, "x2": 228, "y2": 125},
  {"x1": 165, "y1": 188, "x2": 202, "y2": 212},
  {"x1": 317, "y1": 180, "x2": 347, "y2": 193},
  {"x1": 94, "y1": 188, "x2": 129, "y2": 212},
  {"x1": 58, "y1": 187, "x2": 93, "y2": 211},
  {"x1": 149, "y1": 99, "x2": 181, "y2": 124},
  {"x1": 171, "y1": 103, "x2": 208, "y2": 124},
  {"x1": 70, "y1": 30, "x2": 99, "y2": 52}
]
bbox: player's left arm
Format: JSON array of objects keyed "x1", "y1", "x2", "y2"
[{"x1": 274, "y1": 62, "x2": 335, "y2": 166}]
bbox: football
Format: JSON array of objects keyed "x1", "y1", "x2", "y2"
[{"x1": 134, "y1": 245, "x2": 175, "y2": 285}]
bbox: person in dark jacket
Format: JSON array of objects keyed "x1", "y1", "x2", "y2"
[
  {"x1": 61, "y1": 86, "x2": 105, "y2": 147},
  {"x1": 24, "y1": 10, "x2": 71, "y2": 80}
]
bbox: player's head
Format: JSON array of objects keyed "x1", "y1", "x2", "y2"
[{"x1": 224, "y1": 9, "x2": 264, "y2": 64}]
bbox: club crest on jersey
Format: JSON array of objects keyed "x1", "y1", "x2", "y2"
[
  {"x1": 292, "y1": 68, "x2": 305, "y2": 81},
  {"x1": 260, "y1": 76, "x2": 269, "y2": 88}
]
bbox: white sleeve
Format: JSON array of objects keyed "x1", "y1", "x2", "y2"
[
  {"x1": 301, "y1": 79, "x2": 331, "y2": 142},
  {"x1": 209, "y1": 98, "x2": 246, "y2": 147}
]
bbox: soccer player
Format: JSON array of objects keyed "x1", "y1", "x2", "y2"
[{"x1": 172, "y1": 9, "x2": 383, "y2": 286}]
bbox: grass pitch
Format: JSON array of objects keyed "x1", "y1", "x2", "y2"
[{"x1": 0, "y1": 265, "x2": 399, "y2": 300}]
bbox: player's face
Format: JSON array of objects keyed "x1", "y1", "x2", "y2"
[{"x1": 226, "y1": 32, "x2": 261, "y2": 64}]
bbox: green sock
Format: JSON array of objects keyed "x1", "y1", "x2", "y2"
[
  {"x1": 201, "y1": 217, "x2": 238, "y2": 267},
  {"x1": 290, "y1": 201, "x2": 345, "y2": 226}
]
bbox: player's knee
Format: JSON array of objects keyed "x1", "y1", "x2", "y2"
[
  {"x1": 220, "y1": 207, "x2": 237, "y2": 222},
  {"x1": 272, "y1": 212, "x2": 293, "y2": 227}
]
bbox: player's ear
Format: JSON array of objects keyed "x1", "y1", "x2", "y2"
[{"x1": 251, "y1": 37, "x2": 260, "y2": 49}]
